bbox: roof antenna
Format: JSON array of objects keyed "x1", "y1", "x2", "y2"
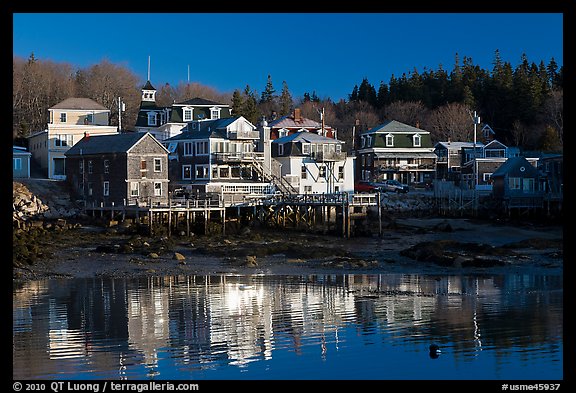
[{"x1": 187, "y1": 65, "x2": 190, "y2": 83}]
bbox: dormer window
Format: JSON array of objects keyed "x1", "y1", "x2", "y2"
[
  {"x1": 367, "y1": 135, "x2": 372, "y2": 147},
  {"x1": 279, "y1": 128, "x2": 289, "y2": 138},
  {"x1": 183, "y1": 108, "x2": 192, "y2": 122},
  {"x1": 60, "y1": 113, "x2": 67, "y2": 123},
  {"x1": 210, "y1": 107, "x2": 221, "y2": 120},
  {"x1": 386, "y1": 134, "x2": 394, "y2": 147},
  {"x1": 361, "y1": 136, "x2": 366, "y2": 148},
  {"x1": 413, "y1": 133, "x2": 421, "y2": 147}
]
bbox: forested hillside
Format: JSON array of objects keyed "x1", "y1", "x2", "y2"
[{"x1": 13, "y1": 50, "x2": 562, "y2": 152}]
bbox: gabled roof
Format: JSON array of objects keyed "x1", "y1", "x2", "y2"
[
  {"x1": 435, "y1": 141, "x2": 484, "y2": 150},
  {"x1": 363, "y1": 120, "x2": 428, "y2": 134},
  {"x1": 491, "y1": 156, "x2": 539, "y2": 178},
  {"x1": 272, "y1": 131, "x2": 342, "y2": 144},
  {"x1": 65, "y1": 132, "x2": 167, "y2": 156},
  {"x1": 165, "y1": 117, "x2": 246, "y2": 141},
  {"x1": 50, "y1": 97, "x2": 108, "y2": 111},
  {"x1": 13, "y1": 146, "x2": 31, "y2": 155},
  {"x1": 484, "y1": 139, "x2": 507, "y2": 150},
  {"x1": 267, "y1": 115, "x2": 325, "y2": 129},
  {"x1": 175, "y1": 97, "x2": 229, "y2": 106}
]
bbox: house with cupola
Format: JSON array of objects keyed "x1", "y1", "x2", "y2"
[
  {"x1": 27, "y1": 97, "x2": 119, "y2": 180},
  {"x1": 356, "y1": 120, "x2": 436, "y2": 185},
  {"x1": 134, "y1": 80, "x2": 232, "y2": 142}
]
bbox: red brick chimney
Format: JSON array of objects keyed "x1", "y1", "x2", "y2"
[{"x1": 294, "y1": 108, "x2": 301, "y2": 122}]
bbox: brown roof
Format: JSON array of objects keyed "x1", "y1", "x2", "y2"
[{"x1": 49, "y1": 97, "x2": 108, "y2": 110}]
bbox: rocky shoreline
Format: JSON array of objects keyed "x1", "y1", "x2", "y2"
[{"x1": 13, "y1": 180, "x2": 563, "y2": 281}]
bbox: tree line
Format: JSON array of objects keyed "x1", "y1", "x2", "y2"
[{"x1": 13, "y1": 50, "x2": 562, "y2": 153}]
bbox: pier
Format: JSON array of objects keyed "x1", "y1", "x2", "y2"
[{"x1": 82, "y1": 193, "x2": 381, "y2": 238}]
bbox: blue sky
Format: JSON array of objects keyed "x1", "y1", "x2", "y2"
[{"x1": 13, "y1": 13, "x2": 563, "y2": 102}]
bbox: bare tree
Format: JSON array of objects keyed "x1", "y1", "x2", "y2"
[
  {"x1": 425, "y1": 102, "x2": 473, "y2": 143},
  {"x1": 174, "y1": 82, "x2": 232, "y2": 105},
  {"x1": 542, "y1": 89, "x2": 563, "y2": 144},
  {"x1": 383, "y1": 100, "x2": 428, "y2": 128}
]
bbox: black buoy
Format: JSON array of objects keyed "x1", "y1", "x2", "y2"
[{"x1": 429, "y1": 343, "x2": 441, "y2": 359}]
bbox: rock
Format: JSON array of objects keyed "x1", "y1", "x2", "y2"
[
  {"x1": 148, "y1": 252, "x2": 159, "y2": 259},
  {"x1": 244, "y1": 255, "x2": 258, "y2": 267},
  {"x1": 173, "y1": 252, "x2": 186, "y2": 261}
]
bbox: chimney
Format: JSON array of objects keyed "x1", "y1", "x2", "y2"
[
  {"x1": 415, "y1": 120, "x2": 420, "y2": 129},
  {"x1": 84, "y1": 132, "x2": 90, "y2": 139},
  {"x1": 294, "y1": 108, "x2": 301, "y2": 122}
]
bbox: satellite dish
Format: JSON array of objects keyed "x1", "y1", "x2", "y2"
[{"x1": 197, "y1": 113, "x2": 205, "y2": 119}]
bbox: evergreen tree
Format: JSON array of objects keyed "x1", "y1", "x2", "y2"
[
  {"x1": 260, "y1": 74, "x2": 276, "y2": 104},
  {"x1": 303, "y1": 92, "x2": 311, "y2": 102},
  {"x1": 358, "y1": 77, "x2": 377, "y2": 107},
  {"x1": 540, "y1": 125, "x2": 562, "y2": 152},
  {"x1": 231, "y1": 89, "x2": 244, "y2": 116},
  {"x1": 546, "y1": 58, "x2": 559, "y2": 88},
  {"x1": 242, "y1": 85, "x2": 259, "y2": 124},
  {"x1": 310, "y1": 91, "x2": 320, "y2": 102},
  {"x1": 279, "y1": 81, "x2": 293, "y2": 116},
  {"x1": 349, "y1": 85, "x2": 358, "y2": 102},
  {"x1": 376, "y1": 81, "x2": 389, "y2": 109}
]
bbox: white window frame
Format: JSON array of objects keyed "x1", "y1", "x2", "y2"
[
  {"x1": 183, "y1": 108, "x2": 192, "y2": 122},
  {"x1": 386, "y1": 134, "x2": 394, "y2": 147},
  {"x1": 336, "y1": 144, "x2": 342, "y2": 153},
  {"x1": 210, "y1": 107, "x2": 221, "y2": 120},
  {"x1": 367, "y1": 135, "x2": 372, "y2": 147},
  {"x1": 60, "y1": 112, "x2": 67, "y2": 123},
  {"x1": 361, "y1": 136, "x2": 366, "y2": 148},
  {"x1": 130, "y1": 182, "x2": 139, "y2": 197},
  {"x1": 154, "y1": 158, "x2": 162, "y2": 172},
  {"x1": 279, "y1": 128, "x2": 289, "y2": 138},
  {"x1": 195, "y1": 141, "x2": 209, "y2": 156},
  {"x1": 483, "y1": 173, "x2": 492, "y2": 182},
  {"x1": 154, "y1": 182, "x2": 162, "y2": 196},
  {"x1": 13, "y1": 158, "x2": 22, "y2": 171},
  {"x1": 103, "y1": 181, "x2": 110, "y2": 196},
  {"x1": 302, "y1": 143, "x2": 310, "y2": 155},
  {"x1": 413, "y1": 133, "x2": 421, "y2": 147},
  {"x1": 147, "y1": 112, "x2": 157, "y2": 126},
  {"x1": 182, "y1": 165, "x2": 192, "y2": 180},
  {"x1": 509, "y1": 177, "x2": 521, "y2": 190},
  {"x1": 195, "y1": 164, "x2": 209, "y2": 179}
]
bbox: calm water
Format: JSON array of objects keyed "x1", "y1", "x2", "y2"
[{"x1": 13, "y1": 274, "x2": 563, "y2": 380}]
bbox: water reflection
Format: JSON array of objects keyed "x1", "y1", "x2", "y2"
[{"x1": 13, "y1": 274, "x2": 563, "y2": 380}]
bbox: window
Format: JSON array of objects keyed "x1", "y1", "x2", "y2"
[
  {"x1": 195, "y1": 141, "x2": 209, "y2": 155},
  {"x1": 231, "y1": 166, "x2": 241, "y2": 178},
  {"x1": 302, "y1": 143, "x2": 310, "y2": 155},
  {"x1": 103, "y1": 181, "x2": 109, "y2": 196},
  {"x1": 183, "y1": 109, "x2": 192, "y2": 121},
  {"x1": 483, "y1": 173, "x2": 492, "y2": 182},
  {"x1": 334, "y1": 185, "x2": 340, "y2": 192},
  {"x1": 86, "y1": 114, "x2": 93, "y2": 124},
  {"x1": 88, "y1": 160, "x2": 93, "y2": 174},
  {"x1": 154, "y1": 158, "x2": 162, "y2": 172},
  {"x1": 104, "y1": 160, "x2": 110, "y2": 174},
  {"x1": 154, "y1": 182, "x2": 162, "y2": 196},
  {"x1": 336, "y1": 144, "x2": 342, "y2": 153},
  {"x1": 210, "y1": 108, "x2": 220, "y2": 119},
  {"x1": 219, "y1": 167, "x2": 229, "y2": 178},
  {"x1": 304, "y1": 185, "x2": 312, "y2": 193},
  {"x1": 55, "y1": 134, "x2": 73, "y2": 147},
  {"x1": 523, "y1": 178, "x2": 535, "y2": 192},
  {"x1": 319, "y1": 166, "x2": 326, "y2": 178},
  {"x1": 87, "y1": 182, "x2": 93, "y2": 196},
  {"x1": 413, "y1": 134, "x2": 421, "y2": 147},
  {"x1": 147, "y1": 113, "x2": 157, "y2": 126},
  {"x1": 361, "y1": 136, "x2": 366, "y2": 148},
  {"x1": 386, "y1": 134, "x2": 394, "y2": 147},
  {"x1": 279, "y1": 129, "x2": 289, "y2": 138},
  {"x1": 509, "y1": 177, "x2": 521, "y2": 190},
  {"x1": 278, "y1": 144, "x2": 284, "y2": 156},
  {"x1": 60, "y1": 113, "x2": 67, "y2": 123},
  {"x1": 130, "y1": 182, "x2": 139, "y2": 197},
  {"x1": 195, "y1": 165, "x2": 209, "y2": 179},
  {"x1": 182, "y1": 165, "x2": 192, "y2": 180},
  {"x1": 301, "y1": 166, "x2": 307, "y2": 179},
  {"x1": 183, "y1": 142, "x2": 193, "y2": 156},
  {"x1": 79, "y1": 161, "x2": 84, "y2": 174},
  {"x1": 367, "y1": 135, "x2": 372, "y2": 147},
  {"x1": 13, "y1": 158, "x2": 22, "y2": 171},
  {"x1": 338, "y1": 166, "x2": 344, "y2": 180}
]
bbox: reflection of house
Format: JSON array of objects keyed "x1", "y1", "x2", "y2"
[
  {"x1": 163, "y1": 116, "x2": 272, "y2": 204},
  {"x1": 134, "y1": 80, "x2": 231, "y2": 141},
  {"x1": 64, "y1": 132, "x2": 170, "y2": 207},
  {"x1": 13, "y1": 146, "x2": 31, "y2": 178},
  {"x1": 491, "y1": 156, "x2": 543, "y2": 209},
  {"x1": 27, "y1": 97, "x2": 118, "y2": 179},
  {"x1": 271, "y1": 131, "x2": 355, "y2": 194},
  {"x1": 356, "y1": 120, "x2": 436, "y2": 185}
]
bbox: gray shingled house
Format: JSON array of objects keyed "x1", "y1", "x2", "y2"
[{"x1": 64, "y1": 132, "x2": 170, "y2": 207}]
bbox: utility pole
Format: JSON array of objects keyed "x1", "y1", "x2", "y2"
[
  {"x1": 117, "y1": 97, "x2": 125, "y2": 132},
  {"x1": 473, "y1": 110, "x2": 481, "y2": 189}
]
